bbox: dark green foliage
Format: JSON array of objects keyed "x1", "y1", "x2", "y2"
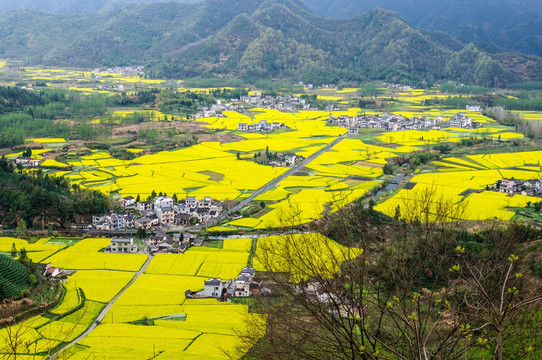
[
  {"x1": 408, "y1": 150, "x2": 439, "y2": 168},
  {"x1": 357, "y1": 83, "x2": 383, "y2": 97},
  {"x1": 532, "y1": 262, "x2": 542, "y2": 279},
  {"x1": 0, "y1": 156, "x2": 113, "y2": 228},
  {"x1": 109, "y1": 148, "x2": 136, "y2": 160},
  {"x1": 433, "y1": 143, "x2": 452, "y2": 154},
  {"x1": 383, "y1": 162, "x2": 394, "y2": 175},
  {"x1": 0, "y1": 86, "x2": 108, "y2": 147},
  {"x1": 508, "y1": 81, "x2": 542, "y2": 91},
  {"x1": 136, "y1": 227, "x2": 147, "y2": 239},
  {"x1": 493, "y1": 96, "x2": 542, "y2": 111},
  {"x1": 440, "y1": 83, "x2": 492, "y2": 94},
  {"x1": 17, "y1": 248, "x2": 31, "y2": 265},
  {"x1": 157, "y1": 90, "x2": 217, "y2": 115},
  {"x1": 0, "y1": 253, "x2": 30, "y2": 300}
]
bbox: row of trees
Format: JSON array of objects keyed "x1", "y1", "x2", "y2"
[{"x1": 484, "y1": 107, "x2": 542, "y2": 139}]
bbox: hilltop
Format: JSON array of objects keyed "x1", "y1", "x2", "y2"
[
  {"x1": 0, "y1": 0, "x2": 541, "y2": 85},
  {"x1": 302, "y1": 0, "x2": 542, "y2": 58}
]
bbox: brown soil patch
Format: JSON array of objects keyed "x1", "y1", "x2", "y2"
[
  {"x1": 354, "y1": 161, "x2": 384, "y2": 169},
  {"x1": 112, "y1": 120, "x2": 207, "y2": 137},
  {"x1": 197, "y1": 132, "x2": 244, "y2": 144}
]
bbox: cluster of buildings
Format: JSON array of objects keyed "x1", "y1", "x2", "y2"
[
  {"x1": 92, "y1": 66, "x2": 145, "y2": 76},
  {"x1": 236, "y1": 93, "x2": 314, "y2": 111},
  {"x1": 91, "y1": 212, "x2": 136, "y2": 231},
  {"x1": 237, "y1": 120, "x2": 287, "y2": 133},
  {"x1": 328, "y1": 112, "x2": 479, "y2": 134},
  {"x1": 106, "y1": 232, "x2": 204, "y2": 254},
  {"x1": 297, "y1": 82, "x2": 337, "y2": 90},
  {"x1": 194, "y1": 100, "x2": 244, "y2": 119},
  {"x1": 493, "y1": 178, "x2": 542, "y2": 197},
  {"x1": 83, "y1": 195, "x2": 222, "y2": 231},
  {"x1": 135, "y1": 195, "x2": 223, "y2": 229},
  {"x1": 328, "y1": 113, "x2": 441, "y2": 134},
  {"x1": 448, "y1": 113, "x2": 477, "y2": 128},
  {"x1": 202, "y1": 267, "x2": 261, "y2": 300},
  {"x1": 384, "y1": 83, "x2": 413, "y2": 91},
  {"x1": 267, "y1": 153, "x2": 302, "y2": 167},
  {"x1": 15, "y1": 157, "x2": 42, "y2": 167}
]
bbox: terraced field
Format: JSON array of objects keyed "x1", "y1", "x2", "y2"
[
  {"x1": 376, "y1": 151, "x2": 542, "y2": 221},
  {"x1": 0, "y1": 233, "x2": 355, "y2": 359}
]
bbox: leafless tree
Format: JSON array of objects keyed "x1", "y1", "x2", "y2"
[{"x1": 234, "y1": 189, "x2": 542, "y2": 360}]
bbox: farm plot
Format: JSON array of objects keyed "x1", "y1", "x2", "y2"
[
  {"x1": 0, "y1": 237, "x2": 63, "y2": 263},
  {"x1": 230, "y1": 138, "x2": 405, "y2": 229},
  {"x1": 254, "y1": 233, "x2": 363, "y2": 281},
  {"x1": 146, "y1": 246, "x2": 249, "y2": 279},
  {"x1": 375, "y1": 151, "x2": 542, "y2": 221},
  {"x1": 46, "y1": 238, "x2": 147, "y2": 271}
]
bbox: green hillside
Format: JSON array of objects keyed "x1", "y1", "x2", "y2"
[
  {"x1": 0, "y1": 254, "x2": 30, "y2": 299},
  {"x1": 0, "y1": 0, "x2": 540, "y2": 86},
  {"x1": 302, "y1": 0, "x2": 542, "y2": 58}
]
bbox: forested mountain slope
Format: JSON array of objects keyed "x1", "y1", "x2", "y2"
[{"x1": 0, "y1": 0, "x2": 540, "y2": 85}]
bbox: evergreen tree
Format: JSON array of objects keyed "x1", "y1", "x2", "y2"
[{"x1": 18, "y1": 248, "x2": 30, "y2": 265}]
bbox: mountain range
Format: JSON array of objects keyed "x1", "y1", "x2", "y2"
[
  {"x1": 301, "y1": 0, "x2": 542, "y2": 58},
  {"x1": 0, "y1": 0, "x2": 540, "y2": 85}
]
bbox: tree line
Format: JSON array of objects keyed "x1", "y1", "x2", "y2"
[{"x1": 0, "y1": 157, "x2": 113, "y2": 229}]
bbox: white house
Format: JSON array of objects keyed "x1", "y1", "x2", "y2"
[
  {"x1": 284, "y1": 154, "x2": 296, "y2": 166},
  {"x1": 110, "y1": 238, "x2": 138, "y2": 253},
  {"x1": 233, "y1": 274, "x2": 251, "y2": 297},
  {"x1": 204, "y1": 278, "x2": 223, "y2": 298},
  {"x1": 154, "y1": 196, "x2": 173, "y2": 211},
  {"x1": 43, "y1": 263, "x2": 60, "y2": 277},
  {"x1": 15, "y1": 157, "x2": 42, "y2": 167},
  {"x1": 121, "y1": 196, "x2": 135, "y2": 208},
  {"x1": 185, "y1": 196, "x2": 198, "y2": 209},
  {"x1": 466, "y1": 105, "x2": 483, "y2": 112}
]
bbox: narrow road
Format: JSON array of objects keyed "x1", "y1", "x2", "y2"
[
  {"x1": 218, "y1": 135, "x2": 346, "y2": 220},
  {"x1": 48, "y1": 254, "x2": 154, "y2": 360}
]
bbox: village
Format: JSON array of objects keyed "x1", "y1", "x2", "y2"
[
  {"x1": 328, "y1": 111, "x2": 481, "y2": 134},
  {"x1": 87, "y1": 194, "x2": 224, "y2": 232},
  {"x1": 193, "y1": 92, "x2": 316, "y2": 120},
  {"x1": 493, "y1": 177, "x2": 542, "y2": 197}
]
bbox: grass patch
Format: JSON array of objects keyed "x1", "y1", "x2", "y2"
[
  {"x1": 203, "y1": 240, "x2": 223, "y2": 249},
  {"x1": 199, "y1": 170, "x2": 225, "y2": 182}
]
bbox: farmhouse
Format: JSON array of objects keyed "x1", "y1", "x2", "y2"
[
  {"x1": 15, "y1": 157, "x2": 42, "y2": 167},
  {"x1": 494, "y1": 177, "x2": 542, "y2": 196},
  {"x1": 156, "y1": 206, "x2": 174, "y2": 226},
  {"x1": 154, "y1": 196, "x2": 173, "y2": 211},
  {"x1": 204, "y1": 278, "x2": 224, "y2": 298},
  {"x1": 120, "y1": 196, "x2": 135, "y2": 208},
  {"x1": 110, "y1": 237, "x2": 138, "y2": 253}
]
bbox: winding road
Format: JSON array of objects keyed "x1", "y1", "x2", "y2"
[{"x1": 48, "y1": 254, "x2": 154, "y2": 360}]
